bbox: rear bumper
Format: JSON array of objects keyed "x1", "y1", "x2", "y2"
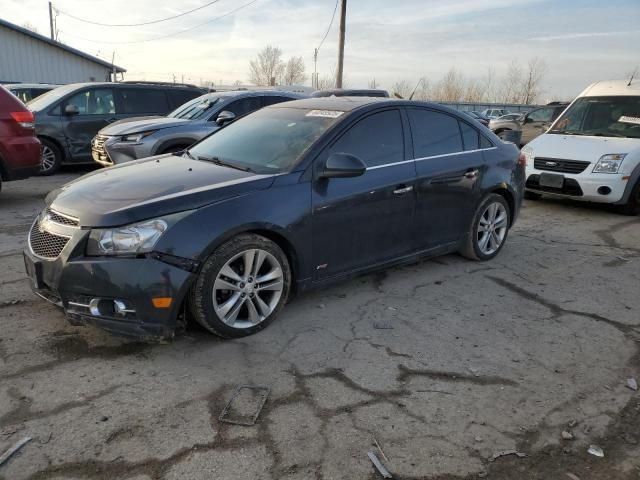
[
  {"x1": 24, "y1": 242, "x2": 196, "y2": 341},
  {"x1": 0, "y1": 135, "x2": 41, "y2": 180}
]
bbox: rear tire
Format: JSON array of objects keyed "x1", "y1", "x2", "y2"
[
  {"x1": 190, "y1": 234, "x2": 291, "y2": 338},
  {"x1": 460, "y1": 194, "x2": 511, "y2": 261},
  {"x1": 618, "y1": 180, "x2": 640, "y2": 216},
  {"x1": 524, "y1": 191, "x2": 542, "y2": 200},
  {"x1": 39, "y1": 138, "x2": 62, "y2": 175}
]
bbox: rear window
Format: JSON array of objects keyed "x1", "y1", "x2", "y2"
[
  {"x1": 118, "y1": 88, "x2": 169, "y2": 114},
  {"x1": 408, "y1": 109, "x2": 463, "y2": 157}
]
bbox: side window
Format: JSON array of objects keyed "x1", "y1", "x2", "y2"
[
  {"x1": 527, "y1": 108, "x2": 554, "y2": 123},
  {"x1": 408, "y1": 109, "x2": 463, "y2": 157},
  {"x1": 66, "y1": 89, "x2": 115, "y2": 115},
  {"x1": 168, "y1": 89, "x2": 201, "y2": 109},
  {"x1": 263, "y1": 96, "x2": 293, "y2": 106},
  {"x1": 224, "y1": 97, "x2": 263, "y2": 117},
  {"x1": 459, "y1": 121, "x2": 479, "y2": 151},
  {"x1": 117, "y1": 88, "x2": 169, "y2": 114},
  {"x1": 330, "y1": 110, "x2": 404, "y2": 168}
]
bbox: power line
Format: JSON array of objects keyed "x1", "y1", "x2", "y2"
[
  {"x1": 54, "y1": 0, "x2": 223, "y2": 27},
  {"x1": 316, "y1": 0, "x2": 339, "y2": 53},
  {"x1": 58, "y1": 0, "x2": 259, "y2": 45}
]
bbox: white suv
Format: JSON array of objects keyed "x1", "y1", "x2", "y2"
[{"x1": 522, "y1": 79, "x2": 640, "y2": 215}]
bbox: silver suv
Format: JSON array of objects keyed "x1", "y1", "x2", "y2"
[{"x1": 92, "y1": 90, "x2": 305, "y2": 165}]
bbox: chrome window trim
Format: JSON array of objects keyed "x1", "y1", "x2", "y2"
[{"x1": 365, "y1": 147, "x2": 497, "y2": 171}]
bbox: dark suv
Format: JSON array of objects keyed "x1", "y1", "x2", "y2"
[
  {"x1": 0, "y1": 85, "x2": 41, "y2": 190},
  {"x1": 26, "y1": 82, "x2": 205, "y2": 174}
]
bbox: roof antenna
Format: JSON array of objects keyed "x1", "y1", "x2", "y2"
[
  {"x1": 628, "y1": 67, "x2": 638, "y2": 87},
  {"x1": 409, "y1": 77, "x2": 425, "y2": 101}
]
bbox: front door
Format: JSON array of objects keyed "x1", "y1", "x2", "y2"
[
  {"x1": 408, "y1": 108, "x2": 487, "y2": 250},
  {"x1": 62, "y1": 88, "x2": 117, "y2": 162},
  {"x1": 311, "y1": 109, "x2": 416, "y2": 279},
  {"x1": 521, "y1": 107, "x2": 554, "y2": 144}
]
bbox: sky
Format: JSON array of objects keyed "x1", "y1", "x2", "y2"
[{"x1": 1, "y1": 0, "x2": 639, "y2": 99}]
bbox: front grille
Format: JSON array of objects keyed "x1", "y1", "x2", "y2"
[
  {"x1": 46, "y1": 208, "x2": 79, "y2": 227},
  {"x1": 92, "y1": 135, "x2": 113, "y2": 165},
  {"x1": 526, "y1": 174, "x2": 583, "y2": 196},
  {"x1": 534, "y1": 157, "x2": 590, "y2": 174},
  {"x1": 29, "y1": 220, "x2": 70, "y2": 259}
]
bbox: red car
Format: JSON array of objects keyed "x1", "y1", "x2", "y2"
[{"x1": 0, "y1": 85, "x2": 41, "y2": 191}]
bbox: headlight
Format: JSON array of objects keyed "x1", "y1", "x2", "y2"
[
  {"x1": 593, "y1": 153, "x2": 626, "y2": 174},
  {"x1": 87, "y1": 219, "x2": 167, "y2": 256},
  {"x1": 121, "y1": 131, "x2": 155, "y2": 143},
  {"x1": 521, "y1": 146, "x2": 534, "y2": 166}
]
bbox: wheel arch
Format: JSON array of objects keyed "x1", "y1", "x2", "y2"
[
  {"x1": 489, "y1": 186, "x2": 516, "y2": 225},
  {"x1": 38, "y1": 134, "x2": 67, "y2": 162},
  {"x1": 153, "y1": 138, "x2": 198, "y2": 155}
]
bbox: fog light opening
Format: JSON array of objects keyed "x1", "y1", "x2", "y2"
[{"x1": 597, "y1": 186, "x2": 612, "y2": 195}]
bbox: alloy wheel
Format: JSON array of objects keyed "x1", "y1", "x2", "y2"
[
  {"x1": 41, "y1": 145, "x2": 56, "y2": 172},
  {"x1": 212, "y1": 248, "x2": 284, "y2": 329},
  {"x1": 477, "y1": 202, "x2": 508, "y2": 255}
]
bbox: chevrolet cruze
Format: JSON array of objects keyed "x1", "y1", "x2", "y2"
[{"x1": 25, "y1": 97, "x2": 525, "y2": 340}]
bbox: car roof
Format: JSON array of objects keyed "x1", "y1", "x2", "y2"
[
  {"x1": 3, "y1": 83, "x2": 61, "y2": 89},
  {"x1": 268, "y1": 96, "x2": 397, "y2": 112},
  {"x1": 580, "y1": 79, "x2": 640, "y2": 97}
]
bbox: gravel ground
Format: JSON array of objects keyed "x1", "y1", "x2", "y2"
[{"x1": 0, "y1": 171, "x2": 639, "y2": 480}]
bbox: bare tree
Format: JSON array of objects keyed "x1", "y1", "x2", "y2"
[
  {"x1": 432, "y1": 68, "x2": 465, "y2": 102},
  {"x1": 281, "y1": 56, "x2": 307, "y2": 85},
  {"x1": 368, "y1": 78, "x2": 379, "y2": 89},
  {"x1": 482, "y1": 67, "x2": 497, "y2": 103},
  {"x1": 391, "y1": 80, "x2": 413, "y2": 99},
  {"x1": 463, "y1": 78, "x2": 485, "y2": 102},
  {"x1": 501, "y1": 60, "x2": 523, "y2": 103},
  {"x1": 249, "y1": 45, "x2": 285, "y2": 86},
  {"x1": 316, "y1": 75, "x2": 335, "y2": 90},
  {"x1": 520, "y1": 57, "x2": 547, "y2": 104}
]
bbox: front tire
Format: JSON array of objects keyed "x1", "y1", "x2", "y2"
[
  {"x1": 190, "y1": 234, "x2": 291, "y2": 338},
  {"x1": 39, "y1": 138, "x2": 63, "y2": 175},
  {"x1": 460, "y1": 194, "x2": 511, "y2": 261}
]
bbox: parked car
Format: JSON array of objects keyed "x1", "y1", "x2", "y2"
[
  {"x1": 92, "y1": 90, "x2": 305, "y2": 166},
  {"x1": 25, "y1": 97, "x2": 524, "y2": 340},
  {"x1": 4, "y1": 83, "x2": 61, "y2": 103},
  {"x1": 462, "y1": 111, "x2": 490, "y2": 126},
  {"x1": 490, "y1": 103, "x2": 569, "y2": 145},
  {"x1": 311, "y1": 89, "x2": 390, "y2": 98},
  {"x1": 481, "y1": 108, "x2": 510, "y2": 119},
  {"x1": 0, "y1": 85, "x2": 41, "y2": 191},
  {"x1": 522, "y1": 80, "x2": 640, "y2": 214},
  {"x1": 26, "y1": 82, "x2": 205, "y2": 174}
]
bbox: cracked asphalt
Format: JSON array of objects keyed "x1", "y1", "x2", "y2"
[{"x1": 1, "y1": 172, "x2": 639, "y2": 480}]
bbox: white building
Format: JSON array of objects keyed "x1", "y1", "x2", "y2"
[{"x1": 0, "y1": 18, "x2": 125, "y2": 84}]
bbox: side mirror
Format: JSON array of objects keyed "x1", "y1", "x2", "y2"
[
  {"x1": 216, "y1": 110, "x2": 236, "y2": 126},
  {"x1": 64, "y1": 104, "x2": 79, "y2": 116},
  {"x1": 320, "y1": 153, "x2": 367, "y2": 179}
]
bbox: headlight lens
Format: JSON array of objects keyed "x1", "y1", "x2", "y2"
[
  {"x1": 121, "y1": 131, "x2": 155, "y2": 143},
  {"x1": 521, "y1": 146, "x2": 534, "y2": 166},
  {"x1": 87, "y1": 219, "x2": 167, "y2": 256},
  {"x1": 593, "y1": 153, "x2": 626, "y2": 174}
]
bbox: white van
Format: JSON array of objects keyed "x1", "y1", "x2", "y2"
[{"x1": 521, "y1": 79, "x2": 640, "y2": 214}]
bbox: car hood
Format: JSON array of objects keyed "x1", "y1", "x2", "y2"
[
  {"x1": 45, "y1": 154, "x2": 275, "y2": 227},
  {"x1": 526, "y1": 134, "x2": 640, "y2": 161},
  {"x1": 99, "y1": 116, "x2": 193, "y2": 136}
]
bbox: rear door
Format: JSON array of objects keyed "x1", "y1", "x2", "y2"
[
  {"x1": 521, "y1": 107, "x2": 554, "y2": 144},
  {"x1": 62, "y1": 87, "x2": 116, "y2": 161},
  {"x1": 311, "y1": 108, "x2": 416, "y2": 279},
  {"x1": 115, "y1": 88, "x2": 170, "y2": 117},
  {"x1": 408, "y1": 108, "x2": 487, "y2": 250}
]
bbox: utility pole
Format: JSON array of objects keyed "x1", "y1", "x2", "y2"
[
  {"x1": 48, "y1": 2, "x2": 55, "y2": 41},
  {"x1": 335, "y1": 0, "x2": 347, "y2": 89},
  {"x1": 313, "y1": 48, "x2": 318, "y2": 90},
  {"x1": 111, "y1": 52, "x2": 116, "y2": 82}
]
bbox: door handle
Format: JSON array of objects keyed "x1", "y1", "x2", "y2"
[
  {"x1": 464, "y1": 169, "x2": 480, "y2": 179},
  {"x1": 393, "y1": 185, "x2": 413, "y2": 195}
]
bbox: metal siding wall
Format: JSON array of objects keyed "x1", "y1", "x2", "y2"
[{"x1": 0, "y1": 27, "x2": 111, "y2": 84}]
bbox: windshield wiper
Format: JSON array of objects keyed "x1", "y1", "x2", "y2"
[{"x1": 197, "y1": 155, "x2": 253, "y2": 173}]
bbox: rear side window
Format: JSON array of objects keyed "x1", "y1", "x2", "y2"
[
  {"x1": 480, "y1": 135, "x2": 493, "y2": 148},
  {"x1": 66, "y1": 88, "x2": 115, "y2": 115},
  {"x1": 224, "y1": 97, "x2": 263, "y2": 117},
  {"x1": 118, "y1": 88, "x2": 169, "y2": 114},
  {"x1": 330, "y1": 109, "x2": 404, "y2": 168},
  {"x1": 459, "y1": 121, "x2": 479, "y2": 150},
  {"x1": 408, "y1": 109, "x2": 463, "y2": 157},
  {"x1": 167, "y1": 89, "x2": 201, "y2": 109}
]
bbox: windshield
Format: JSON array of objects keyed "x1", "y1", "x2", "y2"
[
  {"x1": 549, "y1": 96, "x2": 640, "y2": 139},
  {"x1": 26, "y1": 84, "x2": 77, "y2": 111},
  {"x1": 188, "y1": 107, "x2": 342, "y2": 174},
  {"x1": 167, "y1": 94, "x2": 222, "y2": 120}
]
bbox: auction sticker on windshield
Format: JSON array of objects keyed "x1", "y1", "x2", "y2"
[
  {"x1": 306, "y1": 110, "x2": 344, "y2": 118},
  {"x1": 619, "y1": 115, "x2": 640, "y2": 125}
]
